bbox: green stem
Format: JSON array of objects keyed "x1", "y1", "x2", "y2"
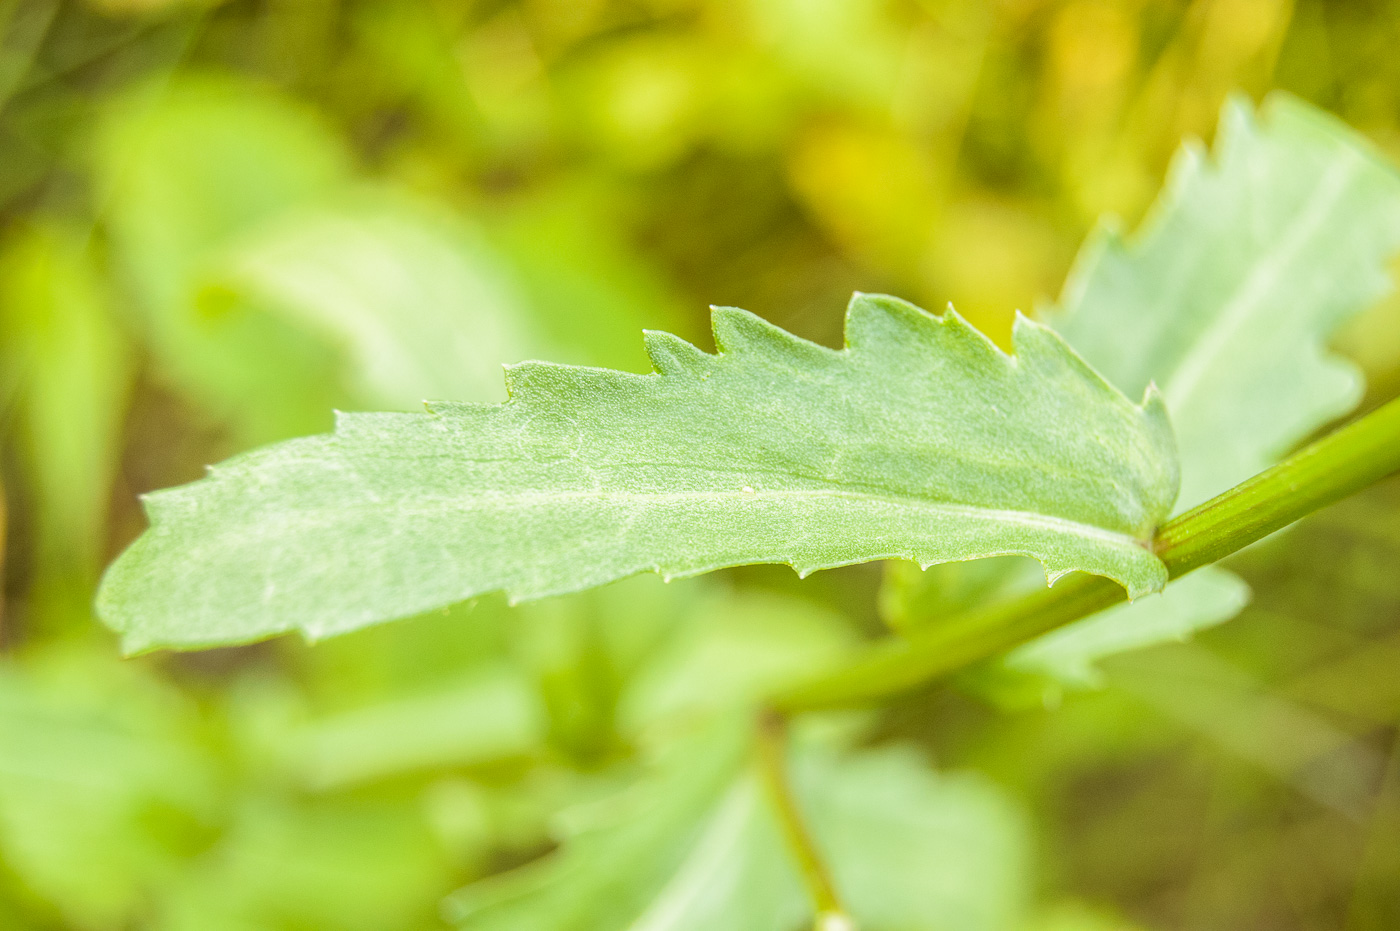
[
  {"x1": 754, "y1": 710, "x2": 853, "y2": 929},
  {"x1": 776, "y1": 394, "x2": 1400, "y2": 713},
  {"x1": 1153, "y1": 395, "x2": 1400, "y2": 577}
]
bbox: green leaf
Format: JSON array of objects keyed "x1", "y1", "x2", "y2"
[
  {"x1": 205, "y1": 190, "x2": 546, "y2": 409},
  {"x1": 0, "y1": 223, "x2": 132, "y2": 578},
  {"x1": 481, "y1": 183, "x2": 691, "y2": 374},
  {"x1": 155, "y1": 794, "x2": 455, "y2": 931},
  {"x1": 994, "y1": 567, "x2": 1251, "y2": 696},
  {"x1": 511, "y1": 576, "x2": 857, "y2": 763},
  {"x1": 444, "y1": 720, "x2": 1028, "y2": 931},
  {"x1": 884, "y1": 94, "x2": 1400, "y2": 690},
  {"x1": 207, "y1": 185, "x2": 689, "y2": 414},
  {"x1": 445, "y1": 719, "x2": 769, "y2": 931},
  {"x1": 617, "y1": 588, "x2": 857, "y2": 735},
  {"x1": 97, "y1": 78, "x2": 683, "y2": 446},
  {"x1": 0, "y1": 642, "x2": 503, "y2": 931},
  {"x1": 98, "y1": 293, "x2": 1178, "y2": 651},
  {"x1": 269, "y1": 573, "x2": 856, "y2": 787},
  {"x1": 880, "y1": 555, "x2": 1046, "y2": 636},
  {"x1": 1053, "y1": 93, "x2": 1400, "y2": 509},
  {"x1": 800, "y1": 745, "x2": 1028, "y2": 931},
  {"x1": 0, "y1": 648, "x2": 218, "y2": 930},
  {"x1": 286, "y1": 663, "x2": 545, "y2": 790},
  {"x1": 95, "y1": 75, "x2": 352, "y2": 442}
]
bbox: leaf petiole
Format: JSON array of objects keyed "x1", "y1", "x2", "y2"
[{"x1": 775, "y1": 394, "x2": 1400, "y2": 712}]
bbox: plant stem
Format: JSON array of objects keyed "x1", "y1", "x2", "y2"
[
  {"x1": 1153, "y1": 395, "x2": 1400, "y2": 576},
  {"x1": 775, "y1": 394, "x2": 1400, "y2": 713},
  {"x1": 754, "y1": 710, "x2": 853, "y2": 930}
]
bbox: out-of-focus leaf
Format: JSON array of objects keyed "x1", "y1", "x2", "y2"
[
  {"x1": 995, "y1": 567, "x2": 1251, "y2": 696},
  {"x1": 447, "y1": 719, "x2": 777, "y2": 931},
  {"x1": 446, "y1": 719, "x2": 1028, "y2": 931},
  {"x1": 509, "y1": 574, "x2": 860, "y2": 764},
  {"x1": 96, "y1": 77, "x2": 676, "y2": 442},
  {"x1": 0, "y1": 223, "x2": 131, "y2": 576},
  {"x1": 551, "y1": 0, "x2": 906, "y2": 171},
  {"x1": 206, "y1": 191, "x2": 542, "y2": 409},
  {"x1": 483, "y1": 185, "x2": 689, "y2": 374},
  {"x1": 619, "y1": 589, "x2": 856, "y2": 734},
  {"x1": 270, "y1": 573, "x2": 864, "y2": 885},
  {"x1": 289, "y1": 597, "x2": 518, "y2": 712},
  {"x1": 510, "y1": 576, "x2": 719, "y2": 764},
  {"x1": 890, "y1": 563, "x2": 1251, "y2": 707},
  {"x1": 288, "y1": 663, "x2": 545, "y2": 790},
  {"x1": 98, "y1": 295, "x2": 1179, "y2": 651},
  {"x1": 1053, "y1": 92, "x2": 1400, "y2": 509},
  {"x1": 0, "y1": 648, "x2": 218, "y2": 930},
  {"x1": 880, "y1": 555, "x2": 1046, "y2": 636},
  {"x1": 206, "y1": 181, "x2": 691, "y2": 409},
  {"x1": 0, "y1": 642, "x2": 491, "y2": 931},
  {"x1": 286, "y1": 569, "x2": 859, "y2": 784},
  {"x1": 804, "y1": 744, "x2": 1029, "y2": 931},
  {"x1": 94, "y1": 76, "x2": 352, "y2": 441},
  {"x1": 886, "y1": 94, "x2": 1400, "y2": 691},
  {"x1": 155, "y1": 794, "x2": 453, "y2": 931}
]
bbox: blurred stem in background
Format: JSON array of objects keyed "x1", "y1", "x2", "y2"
[{"x1": 755, "y1": 709, "x2": 851, "y2": 930}]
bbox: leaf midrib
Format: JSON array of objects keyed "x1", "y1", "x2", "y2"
[
  {"x1": 220, "y1": 485, "x2": 1150, "y2": 550},
  {"x1": 299, "y1": 437, "x2": 1158, "y2": 525}
]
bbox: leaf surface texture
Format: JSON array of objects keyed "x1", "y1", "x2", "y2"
[{"x1": 99, "y1": 294, "x2": 1177, "y2": 649}]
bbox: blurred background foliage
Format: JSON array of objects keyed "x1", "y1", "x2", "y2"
[{"x1": 1, "y1": 0, "x2": 1399, "y2": 929}]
